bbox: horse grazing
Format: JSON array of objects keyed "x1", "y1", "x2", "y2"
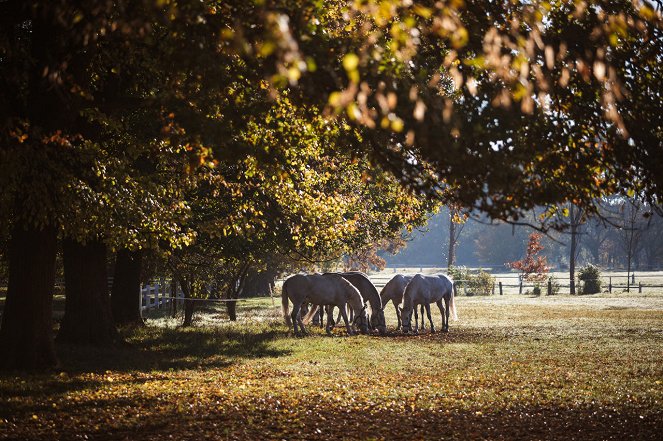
[
  {"x1": 281, "y1": 273, "x2": 369, "y2": 336},
  {"x1": 338, "y1": 272, "x2": 386, "y2": 335},
  {"x1": 401, "y1": 274, "x2": 457, "y2": 333},
  {"x1": 380, "y1": 274, "x2": 425, "y2": 331}
]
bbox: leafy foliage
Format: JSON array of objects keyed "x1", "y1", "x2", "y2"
[
  {"x1": 578, "y1": 264, "x2": 602, "y2": 294},
  {"x1": 448, "y1": 266, "x2": 495, "y2": 296},
  {"x1": 507, "y1": 233, "x2": 551, "y2": 282}
]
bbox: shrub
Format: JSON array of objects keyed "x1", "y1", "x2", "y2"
[
  {"x1": 467, "y1": 270, "x2": 496, "y2": 296},
  {"x1": 447, "y1": 266, "x2": 469, "y2": 287},
  {"x1": 548, "y1": 277, "x2": 561, "y2": 295},
  {"x1": 448, "y1": 266, "x2": 495, "y2": 296},
  {"x1": 578, "y1": 264, "x2": 602, "y2": 294},
  {"x1": 532, "y1": 285, "x2": 542, "y2": 296}
]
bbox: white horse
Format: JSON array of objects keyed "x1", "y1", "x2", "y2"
[
  {"x1": 282, "y1": 273, "x2": 369, "y2": 336},
  {"x1": 401, "y1": 274, "x2": 457, "y2": 333},
  {"x1": 332, "y1": 272, "x2": 387, "y2": 335},
  {"x1": 380, "y1": 274, "x2": 425, "y2": 331}
]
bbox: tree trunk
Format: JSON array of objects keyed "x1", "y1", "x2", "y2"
[
  {"x1": 226, "y1": 266, "x2": 249, "y2": 321},
  {"x1": 447, "y1": 217, "x2": 457, "y2": 269},
  {"x1": 57, "y1": 238, "x2": 119, "y2": 345},
  {"x1": 170, "y1": 278, "x2": 178, "y2": 318},
  {"x1": 0, "y1": 225, "x2": 58, "y2": 370},
  {"x1": 111, "y1": 248, "x2": 144, "y2": 326},
  {"x1": 181, "y1": 276, "x2": 196, "y2": 327},
  {"x1": 569, "y1": 212, "x2": 578, "y2": 295}
]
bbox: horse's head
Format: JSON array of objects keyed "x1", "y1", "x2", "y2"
[
  {"x1": 353, "y1": 304, "x2": 369, "y2": 334},
  {"x1": 370, "y1": 307, "x2": 387, "y2": 335},
  {"x1": 400, "y1": 306, "x2": 413, "y2": 333}
]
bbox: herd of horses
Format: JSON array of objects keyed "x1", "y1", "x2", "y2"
[{"x1": 281, "y1": 271, "x2": 457, "y2": 337}]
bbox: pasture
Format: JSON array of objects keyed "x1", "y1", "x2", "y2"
[{"x1": 1, "y1": 290, "x2": 662, "y2": 440}]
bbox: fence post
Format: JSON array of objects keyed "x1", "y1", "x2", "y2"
[
  {"x1": 519, "y1": 279, "x2": 523, "y2": 295},
  {"x1": 609, "y1": 277, "x2": 612, "y2": 293},
  {"x1": 639, "y1": 282, "x2": 642, "y2": 293},
  {"x1": 492, "y1": 282, "x2": 495, "y2": 296},
  {"x1": 499, "y1": 282, "x2": 503, "y2": 296},
  {"x1": 547, "y1": 279, "x2": 552, "y2": 296},
  {"x1": 631, "y1": 273, "x2": 635, "y2": 284}
]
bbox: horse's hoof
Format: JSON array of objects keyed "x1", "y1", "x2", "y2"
[
  {"x1": 430, "y1": 328, "x2": 436, "y2": 334},
  {"x1": 442, "y1": 328, "x2": 449, "y2": 333}
]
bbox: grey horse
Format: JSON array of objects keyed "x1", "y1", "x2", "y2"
[
  {"x1": 335, "y1": 272, "x2": 387, "y2": 335},
  {"x1": 282, "y1": 273, "x2": 369, "y2": 336},
  {"x1": 401, "y1": 274, "x2": 457, "y2": 333},
  {"x1": 380, "y1": 274, "x2": 425, "y2": 331}
]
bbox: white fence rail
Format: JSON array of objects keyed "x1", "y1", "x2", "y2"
[{"x1": 140, "y1": 278, "x2": 184, "y2": 312}]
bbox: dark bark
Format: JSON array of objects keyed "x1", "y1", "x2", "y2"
[
  {"x1": 57, "y1": 238, "x2": 119, "y2": 345},
  {"x1": 226, "y1": 265, "x2": 249, "y2": 322},
  {"x1": 177, "y1": 275, "x2": 195, "y2": 327},
  {"x1": 111, "y1": 248, "x2": 144, "y2": 326},
  {"x1": 448, "y1": 219, "x2": 456, "y2": 269},
  {"x1": 0, "y1": 225, "x2": 58, "y2": 370},
  {"x1": 569, "y1": 208, "x2": 578, "y2": 295},
  {"x1": 170, "y1": 278, "x2": 178, "y2": 318}
]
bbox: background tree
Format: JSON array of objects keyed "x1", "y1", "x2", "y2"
[{"x1": 507, "y1": 233, "x2": 551, "y2": 286}]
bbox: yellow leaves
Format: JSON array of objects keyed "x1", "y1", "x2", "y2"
[
  {"x1": 342, "y1": 53, "x2": 359, "y2": 71},
  {"x1": 450, "y1": 26, "x2": 468, "y2": 49},
  {"x1": 342, "y1": 53, "x2": 360, "y2": 83},
  {"x1": 413, "y1": 5, "x2": 432, "y2": 19}
]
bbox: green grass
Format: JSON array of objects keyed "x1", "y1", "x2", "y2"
[{"x1": 1, "y1": 294, "x2": 662, "y2": 440}]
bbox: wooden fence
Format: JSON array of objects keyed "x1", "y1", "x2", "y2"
[
  {"x1": 368, "y1": 269, "x2": 663, "y2": 295},
  {"x1": 139, "y1": 278, "x2": 184, "y2": 312}
]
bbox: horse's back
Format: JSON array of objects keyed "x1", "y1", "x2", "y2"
[
  {"x1": 407, "y1": 274, "x2": 452, "y2": 302},
  {"x1": 283, "y1": 274, "x2": 310, "y2": 294},
  {"x1": 381, "y1": 274, "x2": 412, "y2": 301},
  {"x1": 340, "y1": 272, "x2": 380, "y2": 307}
]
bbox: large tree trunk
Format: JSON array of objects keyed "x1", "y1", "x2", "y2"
[
  {"x1": 226, "y1": 266, "x2": 249, "y2": 322},
  {"x1": 447, "y1": 218, "x2": 457, "y2": 269},
  {"x1": 180, "y1": 275, "x2": 196, "y2": 327},
  {"x1": 57, "y1": 238, "x2": 119, "y2": 345},
  {"x1": 111, "y1": 249, "x2": 144, "y2": 326},
  {"x1": 0, "y1": 225, "x2": 58, "y2": 370},
  {"x1": 569, "y1": 219, "x2": 578, "y2": 295}
]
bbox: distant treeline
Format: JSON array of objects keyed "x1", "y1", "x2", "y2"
[{"x1": 384, "y1": 200, "x2": 663, "y2": 271}]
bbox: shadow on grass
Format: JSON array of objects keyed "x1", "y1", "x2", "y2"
[{"x1": 54, "y1": 322, "x2": 291, "y2": 374}]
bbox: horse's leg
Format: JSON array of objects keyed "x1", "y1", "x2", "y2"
[
  {"x1": 291, "y1": 302, "x2": 302, "y2": 336},
  {"x1": 325, "y1": 306, "x2": 334, "y2": 336},
  {"x1": 394, "y1": 300, "x2": 402, "y2": 330},
  {"x1": 339, "y1": 306, "x2": 355, "y2": 336},
  {"x1": 413, "y1": 304, "x2": 419, "y2": 334},
  {"x1": 444, "y1": 297, "x2": 450, "y2": 332},
  {"x1": 436, "y1": 300, "x2": 445, "y2": 332},
  {"x1": 425, "y1": 303, "x2": 435, "y2": 333},
  {"x1": 295, "y1": 302, "x2": 308, "y2": 336},
  {"x1": 420, "y1": 304, "x2": 426, "y2": 331},
  {"x1": 334, "y1": 306, "x2": 342, "y2": 328}
]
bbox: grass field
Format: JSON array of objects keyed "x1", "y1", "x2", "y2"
[{"x1": 1, "y1": 292, "x2": 662, "y2": 440}]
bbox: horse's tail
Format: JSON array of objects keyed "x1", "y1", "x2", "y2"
[
  {"x1": 282, "y1": 281, "x2": 292, "y2": 326},
  {"x1": 302, "y1": 304, "x2": 319, "y2": 324},
  {"x1": 449, "y1": 282, "x2": 458, "y2": 320}
]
